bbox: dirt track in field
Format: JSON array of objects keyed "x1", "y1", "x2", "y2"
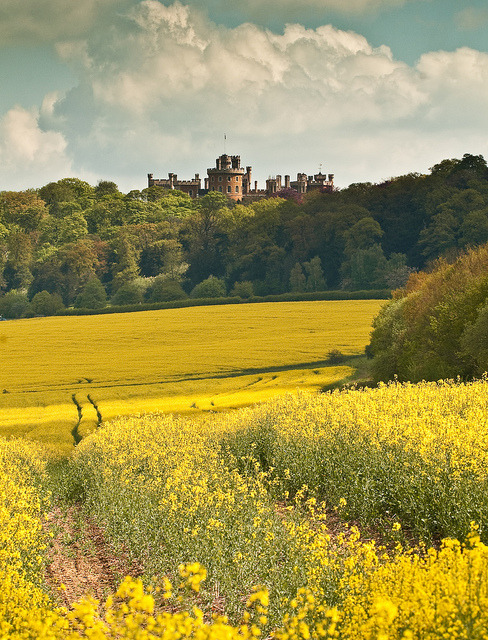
[{"x1": 44, "y1": 505, "x2": 142, "y2": 608}]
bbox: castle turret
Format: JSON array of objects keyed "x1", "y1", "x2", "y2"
[{"x1": 207, "y1": 154, "x2": 246, "y2": 201}]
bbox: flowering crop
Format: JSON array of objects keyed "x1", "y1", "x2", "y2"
[
  {"x1": 4, "y1": 378, "x2": 488, "y2": 637},
  {"x1": 0, "y1": 300, "x2": 381, "y2": 447},
  {"x1": 221, "y1": 379, "x2": 488, "y2": 542}
]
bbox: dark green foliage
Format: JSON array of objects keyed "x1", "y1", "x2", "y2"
[
  {"x1": 230, "y1": 281, "x2": 254, "y2": 298},
  {"x1": 75, "y1": 278, "x2": 107, "y2": 309},
  {"x1": 326, "y1": 349, "x2": 345, "y2": 364},
  {"x1": 2, "y1": 153, "x2": 488, "y2": 307},
  {"x1": 369, "y1": 244, "x2": 488, "y2": 382},
  {"x1": 0, "y1": 291, "x2": 30, "y2": 318},
  {"x1": 191, "y1": 275, "x2": 227, "y2": 298},
  {"x1": 30, "y1": 290, "x2": 65, "y2": 316},
  {"x1": 95, "y1": 180, "x2": 120, "y2": 198},
  {"x1": 289, "y1": 263, "x2": 306, "y2": 292},
  {"x1": 146, "y1": 277, "x2": 187, "y2": 303},
  {"x1": 110, "y1": 281, "x2": 144, "y2": 306}
]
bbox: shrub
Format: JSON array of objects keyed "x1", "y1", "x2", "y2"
[
  {"x1": 230, "y1": 281, "x2": 254, "y2": 298},
  {"x1": 326, "y1": 348, "x2": 345, "y2": 364},
  {"x1": 0, "y1": 291, "x2": 30, "y2": 319},
  {"x1": 147, "y1": 277, "x2": 188, "y2": 303},
  {"x1": 111, "y1": 281, "x2": 144, "y2": 306},
  {"x1": 369, "y1": 243, "x2": 488, "y2": 382},
  {"x1": 190, "y1": 276, "x2": 226, "y2": 298},
  {"x1": 74, "y1": 278, "x2": 107, "y2": 309},
  {"x1": 29, "y1": 291, "x2": 64, "y2": 316}
]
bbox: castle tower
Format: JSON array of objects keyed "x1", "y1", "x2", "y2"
[{"x1": 207, "y1": 154, "x2": 246, "y2": 201}]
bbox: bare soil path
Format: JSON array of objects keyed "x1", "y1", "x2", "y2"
[{"x1": 44, "y1": 504, "x2": 142, "y2": 608}]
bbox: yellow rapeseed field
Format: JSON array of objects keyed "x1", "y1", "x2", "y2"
[
  {"x1": 4, "y1": 380, "x2": 488, "y2": 638},
  {"x1": 0, "y1": 300, "x2": 382, "y2": 450}
]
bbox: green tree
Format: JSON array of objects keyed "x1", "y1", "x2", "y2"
[
  {"x1": 147, "y1": 277, "x2": 188, "y2": 303},
  {"x1": 3, "y1": 232, "x2": 33, "y2": 290},
  {"x1": 289, "y1": 263, "x2": 306, "y2": 292},
  {"x1": 230, "y1": 281, "x2": 254, "y2": 298},
  {"x1": 303, "y1": 256, "x2": 326, "y2": 292},
  {"x1": 111, "y1": 233, "x2": 140, "y2": 291},
  {"x1": 383, "y1": 253, "x2": 414, "y2": 290},
  {"x1": 75, "y1": 278, "x2": 107, "y2": 309},
  {"x1": 111, "y1": 281, "x2": 144, "y2": 306},
  {"x1": 190, "y1": 275, "x2": 226, "y2": 298},
  {"x1": 58, "y1": 240, "x2": 100, "y2": 304},
  {"x1": 95, "y1": 180, "x2": 120, "y2": 198},
  {"x1": 0, "y1": 190, "x2": 47, "y2": 232},
  {"x1": 184, "y1": 193, "x2": 229, "y2": 283},
  {"x1": 0, "y1": 291, "x2": 30, "y2": 318},
  {"x1": 30, "y1": 290, "x2": 64, "y2": 316},
  {"x1": 342, "y1": 244, "x2": 388, "y2": 290}
]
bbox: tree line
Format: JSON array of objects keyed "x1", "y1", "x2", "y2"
[
  {"x1": 368, "y1": 242, "x2": 488, "y2": 382},
  {"x1": 1, "y1": 152, "x2": 488, "y2": 317}
]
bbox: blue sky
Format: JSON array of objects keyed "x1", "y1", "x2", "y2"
[{"x1": 2, "y1": 0, "x2": 488, "y2": 191}]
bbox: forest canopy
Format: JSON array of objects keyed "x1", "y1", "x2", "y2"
[{"x1": 2, "y1": 153, "x2": 488, "y2": 316}]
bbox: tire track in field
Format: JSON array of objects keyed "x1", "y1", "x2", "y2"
[
  {"x1": 71, "y1": 394, "x2": 82, "y2": 445},
  {"x1": 87, "y1": 394, "x2": 103, "y2": 429}
]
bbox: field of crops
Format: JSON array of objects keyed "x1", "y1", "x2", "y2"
[
  {"x1": 3, "y1": 381, "x2": 488, "y2": 638},
  {"x1": 0, "y1": 300, "x2": 382, "y2": 452}
]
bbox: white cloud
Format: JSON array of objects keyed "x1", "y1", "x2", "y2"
[
  {"x1": 0, "y1": 106, "x2": 72, "y2": 189},
  {"x1": 56, "y1": 1, "x2": 423, "y2": 125},
  {"x1": 0, "y1": 0, "x2": 416, "y2": 47},
  {"x1": 4, "y1": 0, "x2": 488, "y2": 191},
  {"x1": 0, "y1": 0, "x2": 131, "y2": 45}
]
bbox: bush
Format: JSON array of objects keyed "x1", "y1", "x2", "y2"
[
  {"x1": 147, "y1": 277, "x2": 187, "y2": 303},
  {"x1": 230, "y1": 281, "x2": 254, "y2": 299},
  {"x1": 326, "y1": 348, "x2": 345, "y2": 364},
  {"x1": 0, "y1": 291, "x2": 30, "y2": 319},
  {"x1": 190, "y1": 276, "x2": 226, "y2": 299},
  {"x1": 74, "y1": 278, "x2": 107, "y2": 309},
  {"x1": 29, "y1": 291, "x2": 64, "y2": 316},
  {"x1": 111, "y1": 281, "x2": 144, "y2": 306}
]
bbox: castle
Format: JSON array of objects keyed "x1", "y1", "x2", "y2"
[{"x1": 148, "y1": 154, "x2": 334, "y2": 202}]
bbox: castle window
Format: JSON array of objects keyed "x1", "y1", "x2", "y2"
[
  {"x1": 227, "y1": 186, "x2": 231, "y2": 193},
  {"x1": 219, "y1": 176, "x2": 222, "y2": 182},
  {"x1": 235, "y1": 186, "x2": 239, "y2": 192},
  {"x1": 189, "y1": 190, "x2": 192, "y2": 196},
  {"x1": 211, "y1": 187, "x2": 215, "y2": 191},
  {"x1": 219, "y1": 186, "x2": 222, "y2": 192},
  {"x1": 228, "y1": 176, "x2": 231, "y2": 181},
  {"x1": 235, "y1": 176, "x2": 239, "y2": 181}
]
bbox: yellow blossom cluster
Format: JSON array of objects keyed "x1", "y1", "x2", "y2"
[
  {"x1": 4, "y1": 380, "x2": 488, "y2": 637},
  {"x1": 0, "y1": 437, "x2": 60, "y2": 638},
  {"x1": 221, "y1": 379, "x2": 488, "y2": 541}
]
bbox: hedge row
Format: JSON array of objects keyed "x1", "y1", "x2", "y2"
[{"x1": 57, "y1": 289, "x2": 391, "y2": 316}]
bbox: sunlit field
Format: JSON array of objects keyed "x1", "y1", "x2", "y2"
[
  {"x1": 0, "y1": 300, "x2": 383, "y2": 451},
  {"x1": 3, "y1": 381, "x2": 488, "y2": 638}
]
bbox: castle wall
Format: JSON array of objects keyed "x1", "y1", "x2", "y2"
[{"x1": 148, "y1": 158, "x2": 334, "y2": 202}]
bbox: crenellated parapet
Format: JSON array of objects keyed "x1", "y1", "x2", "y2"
[
  {"x1": 148, "y1": 156, "x2": 334, "y2": 202},
  {"x1": 148, "y1": 172, "x2": 201, "y2": 198}
]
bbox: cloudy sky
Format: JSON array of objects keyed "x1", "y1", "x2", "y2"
[{"x1": 2, "y1": 0, "x2": 488, "y2": 192}]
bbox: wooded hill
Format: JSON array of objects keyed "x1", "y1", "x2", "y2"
[{"x1": 1, "y1": 152, "x2": 488, "y2": 316}]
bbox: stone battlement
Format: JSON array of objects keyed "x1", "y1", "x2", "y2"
[{"x1": 148, "y1": 155, "x2": 334, "y2": 201}]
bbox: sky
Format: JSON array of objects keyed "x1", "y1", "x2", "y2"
[{"x1": 2, "y1": 0, "x2": 488, "y2": 192}]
